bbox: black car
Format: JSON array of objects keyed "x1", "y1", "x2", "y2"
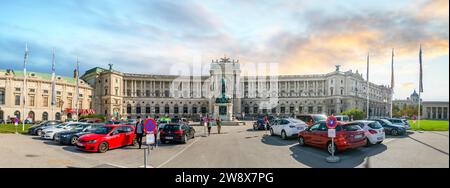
[
  {"x1": 54, "y1": 123, "x2": 104, "y2": 145},
  {"x1": 371, "y1": 119, "x2": 406, "y2": 136},
  {"x1": 27, "y1": 121, "x2": 62, "y2": 136},
  {"x1": 253, "y1": 119, "x2": 269, "y2": 130},
  {"x1": 160, "y1": 123, "x2": 195, "y2": 144}
]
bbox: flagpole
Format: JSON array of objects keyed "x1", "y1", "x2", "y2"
[
  {"x1": 51, "y1": 48, "x2": 56, "y2": 121},
  {"x1": 366, "y1": 53, "x2": 370, "y2": 119},
  {"x1": 418, "y1": 45, "x2": 423, "y2": 131},
  {"x1": 22, "y1": 43, "x2": 28, "y2": 131},
  {"x1": 75, "y1": 57, "x2": 80, "y2": 122},
  {"x1": 390, "y1": 48, "x2": 394, "y2": 118}
]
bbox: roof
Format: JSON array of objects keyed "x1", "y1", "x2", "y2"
[{"x1": 0, "y1": 69, "x2": 77, "y2": 84}]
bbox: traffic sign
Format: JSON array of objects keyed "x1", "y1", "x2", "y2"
[
  {"x1": 328, "y1": 128, "x2": 336, "y2": 138},
  {"x1": 144, "y1": 118, "x2": 157, "y2": 133},
  {"x1": 326, "y1": 115, "x2": 338, "y2": 129}
]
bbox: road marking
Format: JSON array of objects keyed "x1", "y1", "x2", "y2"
[
  {"x1": 156, "y1": 137, "x2": 200, "y2": 168},
  {"x1": 384, "y1": 138, "x2": 395, "y2": 144}
]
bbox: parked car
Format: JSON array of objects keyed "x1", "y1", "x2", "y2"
[
  {"x1": 253, "y1": 118, "x2": 269, "y2": 130},
  {"x1": 371, "y1": 119, "x2": 406, "y2": 136},
  {"x1": 270, "y1": 118, "x2": 308, "y2": 140},
  {"x1": 160, "y1": 123, "x2": 195, "y2": 144},
  {"x1": 41, "y1": 122, "x2": 87, "y2": 140},
  {"x1": 157, "y1": 118, "x2": 171, "y2": 131},
  {"x1": 335, "y1": 115, "x2": 350, "y2": 122},
  {"x1": 79, "y1": 118, "x2": 103, "y2": 123},
  {"x1": 298, "y1": 121, "x2": 367, "y2": 154},
  {"x1": 297, "y1": 114, "x2": 327, "y2": 126},
  {"x1": 76, "y1": 124, "x2": 137, "y2": 153},
  {"x1": 386, "y1": 118, "x2": 411, "y2": 130},
  {"x1": 27, "y1": 121, "x2": 62, "y2": 136},
  {"x1": 351, "y1": 120, "x2": 385, "y2": 145},
  {"x1": 54, "y1": 123, "x2": 104, "y2": 145}
]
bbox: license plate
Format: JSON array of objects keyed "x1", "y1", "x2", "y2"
[
  {"x1": 354, "y1": 134, "x2": 362, "y2": 139},
  {"x1": 377, "y1": 137, "x2": 383, "y2": 140},
  {"x1": 165, "y1": 137, "x2": 173, "y2": 140}
]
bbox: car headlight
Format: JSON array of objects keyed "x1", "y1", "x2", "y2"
[{"x1": 87, "y1": 140, "x2": 97, "y2": 144}]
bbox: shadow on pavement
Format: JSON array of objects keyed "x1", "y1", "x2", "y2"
[
  {"x1": 289, "y1": 143, "x2": 387, "y2": 168},
  {"x1": 386, "y1": 131, "x2": 414, "y2": 139},
  {"x1": 260, "y1": 135, "x2": 297, "y2": 146},
  {"x1": 407, "y1": 135, "x2": 449, "y2": 155}
]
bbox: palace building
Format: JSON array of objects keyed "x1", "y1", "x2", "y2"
[{"x1": 80, "y1": 57, "x2": 393, "y2": 121}]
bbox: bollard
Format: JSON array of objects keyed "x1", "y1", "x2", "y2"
[{"x1": 144, "y1": 148, "x2": 147, "y2": 168}]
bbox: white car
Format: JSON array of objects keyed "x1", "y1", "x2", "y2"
[
  {"x1": 351, "y1": 120, "x2": 385, "y2": 145},
  {"x1": 270, "y1": 118, "x2": 307, "y2": 140},
  {"x1": 41, "y1": 122, "x2": 87, "y2": 140}
]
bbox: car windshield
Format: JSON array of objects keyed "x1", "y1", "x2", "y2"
[
  {"x1": 159, "y1": 120, "x2": 168, "y2": 124},
  {"x1": 343, "y1": 124, "x2": 362, "y2": 131},
  {"x1": 342, "y1": 116, "x2": 349, "y2": 121},
  {"x1": 368, "y1": 122, "x2": 383, "y2": 129},
  {"x1": 391, "y1": 119, "x2": 402, "y2": 123},
  {"x1": 313, "y1": 115, "x2": 327, "y2": 122},
  {"x1": 93, "y1": 126, "x2": 114, "y2": 134},
  {"x1": 163, "y1": 124, "x2": 181, "y2": 130}
]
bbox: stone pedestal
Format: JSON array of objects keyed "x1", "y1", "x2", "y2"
[{"x1": 214, "y1": 103, "x2": 233, "y2": 121}]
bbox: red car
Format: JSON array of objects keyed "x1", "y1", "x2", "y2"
[
  {"x1": 298, "y1": 121, "x2": 367, "y2": 155},
  {"x1": 76, "y1": 124, "x2": 137, "y2": 153}
]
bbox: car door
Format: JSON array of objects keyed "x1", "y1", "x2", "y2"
[
  {"x1": 304, "y1": 123, "x2": 320, "y2": 145},
  {"x1": 315, "y1": 122, "x2": 329, "y2": 147},
  {"x1": 278, "y1": 119, "x2": 288, "y2": 135},
  {"x1": 181, "y1": 124, "x2": 189, "y2": 138},
  {"x1": 123, "y1": 126, "x2": 134, "y2": 145},
  {"x1": 108, "y1": 127, "x2": 123, "y2": 149}
]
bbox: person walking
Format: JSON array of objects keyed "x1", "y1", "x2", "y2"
[
  {"x1": 135, "y1": 116, "x2": 144, "y2": 149},
  {"x1": 216, "y1": 117, "x2": 222, "y2": 134},
  {"x1": 206, "y1": 114, "x2": 212, "y2": 136}
]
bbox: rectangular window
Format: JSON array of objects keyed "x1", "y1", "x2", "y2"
[
  {"x1": 57, "y1": 97, "x2": 62, "y2": 108},
  {"x1": 155, "y1": 107, "x2": 160, "y2": 114},
  {"x1": 42, "y1": 96, "x2": 49, "y2": 107},
  {"x1": 183, "y1": 107, "x2": 188, "y2": 114},
  {"x1": 67, "y1": 97, "x2": 72, "y2": 108},
  {"x1": 308, "y1": 106, "x2": 313, "y2": 113},
  {"x1": 0, "y1": 88, "x2": 5, "y2": 105},
  {"x1": 280, "y1": 107, "x2": 285, "y2": 113},
  {"x1": 29, "y1": 95, "x2": 35, "y2": 107},
  {"x1": 43, "y1": 90, "x2": 49, "y2": 94},
  {"x1": 15, "y1": 95, "x2": 20, "y2": 106}
]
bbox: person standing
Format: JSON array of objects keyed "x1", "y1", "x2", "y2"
[
  {"x1": 135, "y1": 116, "x2": 144, "y2": 149},
  {"x1": 216, "y1": 117, "x2": 222, "y2": 134},
  {"x1": 264, "y1": 115, "x2": 269, "y2": 130}
]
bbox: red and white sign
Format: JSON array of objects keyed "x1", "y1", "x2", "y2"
[{"x1": 64, "y1": 108, "x2": 96, "y2": 114}]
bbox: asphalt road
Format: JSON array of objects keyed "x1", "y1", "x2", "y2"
[{"x1": 0, "y1": 122, "x2": 448, "y2": 168}]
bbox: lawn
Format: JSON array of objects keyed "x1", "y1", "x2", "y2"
[
  {"x1": 0, "y1": 124, "x2": 32, "y2": 134},
  {"x1": 408, "y1": 120, "x2": 449, "y2": 131}
]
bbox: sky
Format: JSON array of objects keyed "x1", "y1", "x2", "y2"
[{"x1": 0, "y1": 0, "x2": 448, "y2": 101}]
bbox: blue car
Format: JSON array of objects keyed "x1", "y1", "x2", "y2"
[
  {"x1": 253, "y1": 119, "x2": 269, "y2": 130},
  {"x1": 371, "y1": 119, "x2": 406, "y2": 136}
]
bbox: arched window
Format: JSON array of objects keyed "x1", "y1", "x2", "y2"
[
  {"x1": 155, "y1": 104, "x2": 160, "y2": 114},
  {"x1": 28, "y1": 111, "x2": 35, "y2": 122},
  {"x1": 165, "y1": 104, "x2": 170, "y2": 114},
  {"x1": 127, "y1": 104, "x2": 132, "y2": 114},
  {"x1": 14, "y1": 111, "x2": 21, "y2": 119},
  {"x1": 67, "y1": 113, "x2": 72, "y2": 119},
  {"x1": 42, "y1": 112, "x2": 48, "y2": 121},
  {"x1": 136, "y1": 104, "x2": 141, "y2": 114},
  {"x1": 55, "y1": 112, "x2": 61, "y2": 120},
  {"x1": 145, "y1": 104, "x2": 151, "y2": 114}
]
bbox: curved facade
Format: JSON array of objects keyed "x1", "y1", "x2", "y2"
[{"x1": 81, "y1": 58, "x2": 393, "y2": 120}]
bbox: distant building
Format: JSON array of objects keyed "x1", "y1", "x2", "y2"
[{"x1": 393, "y1": 90, "x2": 448, "y2": 120}]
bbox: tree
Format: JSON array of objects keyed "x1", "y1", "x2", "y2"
[
  {"x1": 341, "y1": 108, "x2": 365, "y2": 120},
  {"x1": 79, "y1": 114, "x2": 106, "y2": 122}
]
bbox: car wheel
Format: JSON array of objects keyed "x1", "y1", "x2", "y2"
[
  {"x1": 391, "y1": 129, "x2": 398, "y2": 136},
  {"x1": 98, "y1": 142, "x2": 109, "y2": 153},
  {"x1": 281, "y1": 130, "x2": 288, "y2": 140},
  {"x1": 365, "y1": 138, "x2": 371, "y2": 147},
  {"x1": 270, "y1": 128, "x2": 274, "y2": 136},
  {"x1": 327, "y1": 142, "x2": 337, "y2": 155},
  {"x1": 70, "y1": 136, "x2": 78, "y2": 145},
  {"x1": 161, "y1": 139, "x2": 166, "y2": 144},
  {"x1": 298, "y1": 136, "x2": 305, "y2": 146},
  {"x1": 37, "y1": 129, "x2": 42, "y2": 136},
  {"x1": 253, "y1": 125, "x2": 257, "y2": 131}
]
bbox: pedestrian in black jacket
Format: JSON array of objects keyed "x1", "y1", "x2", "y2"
[{"x1": 135, "y1": 116, "x2": 144, "y2": 149}]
